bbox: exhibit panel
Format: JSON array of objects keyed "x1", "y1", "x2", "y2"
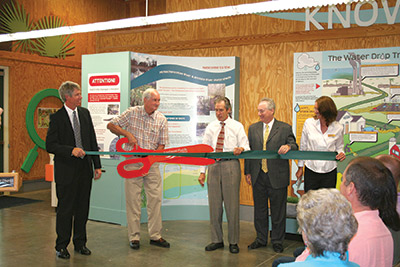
[
  {"x1": 82, "y1": 51, "x2": 131, "y2": 225},
  {"x1": 82, "y1": 51, "x2": 239, "y2": 225}
]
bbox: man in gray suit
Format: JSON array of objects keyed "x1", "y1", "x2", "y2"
[{"x1": 244, "y1": 98, "x2": 298, "y2": 253}]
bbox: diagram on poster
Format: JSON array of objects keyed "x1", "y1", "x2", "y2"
[{"x1": 292, "y1": 47, "x2": 400, "y2": 196}]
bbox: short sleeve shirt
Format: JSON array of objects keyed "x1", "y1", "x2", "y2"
[{"x1": 110, "y1": 106, "x2": 168, "y2": 150}]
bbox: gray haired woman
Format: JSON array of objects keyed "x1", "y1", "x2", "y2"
[{"x1": 280, "y1": 188, "x2": 359, "y2": 267}]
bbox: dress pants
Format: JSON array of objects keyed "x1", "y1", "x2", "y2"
[
  {"x1": 207, "y1": 159, "x2": 241, "y2": 245},
  {"x1": 252, "y1": 170, "x2": 287, "y2": 245},
  {"x1": 125, "y1": 162, "x2": 162, "y2": 242},
  {"x1": 304, "y1": 166, "x2": 337, "y2": 192},
  {"x1": 55, "y1": 159, "x2": 92, "y2": 250}
]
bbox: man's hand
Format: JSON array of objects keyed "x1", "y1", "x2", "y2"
[
  {"x1": 72, "y1": 148, "x2": 85, "y2": 158},
  {"x1": 233, "y1": 147, "x2": 244, "y2": 156},
  {"x1": 278, "y1": 144, "x2": 291, "y2": 155},
  {"x1": 94, "y1": 169, "x2": 102, "y2": 180},
  {"x1": 126, "y1": 132, "x2": 138, "y2": 149},
  {"x1": 198, "y1": 173, "x2": 206, "y2": 187},
  {"x1": 245, "y1": 174, "x2": 252, "y2": 185}
]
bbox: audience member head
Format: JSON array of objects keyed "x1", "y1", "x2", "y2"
[
  {"x1": 376, "y1": 154, "x2": 400, "y2": 188},
  {"x1": 297, "y1": 188, "x2": 358, "y2": 260},
  {"x1": 314, "y1": 96, "x2": 337, "y2": 126},
  {"x1": 376, "y1": 154, "x2": 400, "y2": 231},
  {"x1": 341, "y1": 156, "x2": 400, "y2": 231}
]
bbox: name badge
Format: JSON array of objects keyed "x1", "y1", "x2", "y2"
[{"x1": 328, "y1": 134, "x2": 335, "y2": 137}]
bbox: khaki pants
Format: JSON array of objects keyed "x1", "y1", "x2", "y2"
[{"x1": 125, "y1": 162, "x2": 162, "y2": 242}]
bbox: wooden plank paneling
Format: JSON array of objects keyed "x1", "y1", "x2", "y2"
[{"x1": 0, "y1": 51, "x2": 80, "y2": 180}]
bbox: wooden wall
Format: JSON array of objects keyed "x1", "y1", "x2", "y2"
[
  {"x1": 96, "y1": 0, "x2": 400, "y2": 205},
  {"x1": 6, "y1": 0, "x2": 128, "y2": 62},
  {"x1": 0, "y1": 51, "x2": 80, "y2": 180}
]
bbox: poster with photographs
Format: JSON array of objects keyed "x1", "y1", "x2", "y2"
[{"x1": 130, "y1": 53, "x2": 239, "y2": 206}]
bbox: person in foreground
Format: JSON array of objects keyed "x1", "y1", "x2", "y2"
[
  {"x1": 375, "y1": 154, "x2": 400, "y2": 265},
  {"x1": 198, "y1": 96, "x2": 249, "y2": 254},
  {"x1": 280, "y1": 188, "x2": 359, "y2": 267},
  {"x1": 46, "y1": 81, "x2": 102, "y2": 259},
  {"x1": 296, "y1": 157, "x2": 394, "y2": 267},
  {"x1": 107, "y1": 88, "x2": 169, "y2": 250},
  {"x1": 244, "y1": 97, "x2": 298, "y2": 253}
]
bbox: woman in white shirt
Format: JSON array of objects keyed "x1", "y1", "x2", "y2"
[{"x1": 296, "y1": 96, "x2": 346, "y2": 192}]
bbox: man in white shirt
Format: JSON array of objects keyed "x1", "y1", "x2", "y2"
[{"x1": 198, "y1": 96, "x2": 249, "y2": 254}]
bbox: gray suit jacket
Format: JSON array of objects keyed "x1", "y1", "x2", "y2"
[{"x1": 244, "y1": 120, "x2": 298, "y2": 189}]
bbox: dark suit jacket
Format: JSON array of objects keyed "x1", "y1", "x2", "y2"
[
  {"x1": 46, "y1": 106, "x2": 101, "y2": 185},
  {"x1": 244, "y1": 120, "x2": 298, "y2": 189}
]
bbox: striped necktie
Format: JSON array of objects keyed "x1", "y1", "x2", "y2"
[
  {"x1": 73, "y1": 111, "x2": 83, "y2": 149},
  {"x1": 215, "y1": 122, "x2": 225, "y2": 153},
  {"x1": 262, "y1": 124, "x2": 269, "y2": 173}
]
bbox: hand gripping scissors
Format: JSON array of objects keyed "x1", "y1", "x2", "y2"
[{"x1": 116, "y1": 137, "x2": 215, "y2": 178}]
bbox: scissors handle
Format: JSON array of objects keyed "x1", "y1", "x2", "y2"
[
  {"x1": 116, "y1": 137, "x2": 214, "y2": 156},
  {"x1": 117, "y1": 157, "x2": 152, "y2": 178},
  {"x1": 115, "y1": 137, "x2": 215, "y2": 178},
  {"x1": 116, "y1": 138, "x2": 150, "y2": 158}
]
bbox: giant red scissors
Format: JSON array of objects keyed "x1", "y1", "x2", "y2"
[{"x1": 116, "y1": 138, "x2": 215, "y2": 178}]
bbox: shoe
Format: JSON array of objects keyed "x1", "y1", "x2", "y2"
[
  {"x1": 150, "y1": 238, "x2": 170, "y2": 248},
  {"x1": 56, "y1": 248, "x2": 70, "y2": 259},
  {"x1": 205, "y1": 242, "x2": 224, "y2": 251},
  {"x1": 248, "y1": 240, "x2": 266, "y2": 250},
  {"x1": 129, "y1": 240, "x2": 140, "y2": 250},
  {"x1": 229, "y1": 244, "x2": 239, "y2": 254},
  {"x1": 74, "y1": 246, "x2": 91, "y2": 255},
  {"x1": 273, "y1": 243, "x2": 284, "y2": 253}
]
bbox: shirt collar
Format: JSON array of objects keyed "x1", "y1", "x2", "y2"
[
  {"x1": 264, "y1": 118, "x2": 274, "y2": 130},
  {"x1": 64, "y1": 104, "x2": 77, "y2": 115},
  {"x1": 220, "y1": 117, "x2": 231, "y2": 125},
  {"x1": 139, "y1": 105, "x2": 156, "y2": 119}
]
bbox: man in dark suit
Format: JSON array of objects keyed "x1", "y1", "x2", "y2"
[
  {"x1": 244, "y1": 97, "x2": 298, "y2": 253},
  {"x1": 46, "y1": 81, "x2": 102, "y2": 259}
]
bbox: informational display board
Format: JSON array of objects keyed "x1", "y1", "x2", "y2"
[
  {"x1": 82, "y1": 52, "x2": 240, "y2": 225},
  {"x1": 292, "y1": 46, "x2": 400, "y2": 196},
  {"x1": 128, "y1": 53, "x2": 239, "y2": 206}
]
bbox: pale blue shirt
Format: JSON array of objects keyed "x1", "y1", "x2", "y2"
[{"x1": 280, "y1": 251, "x2": 359, "y2": 267}]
